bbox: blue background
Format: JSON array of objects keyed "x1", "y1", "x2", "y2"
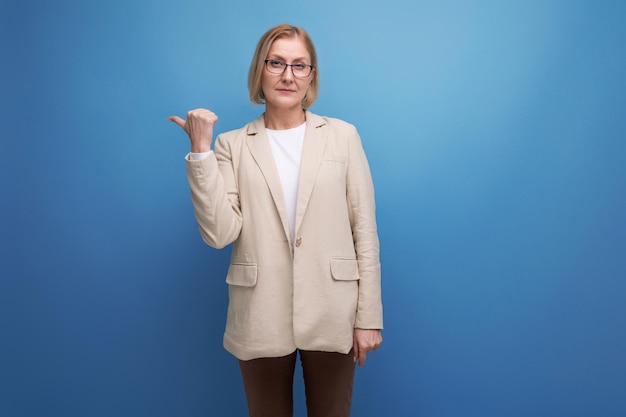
[{"x1": 2, "y1": 0, "x2": 625, "y2": 416}]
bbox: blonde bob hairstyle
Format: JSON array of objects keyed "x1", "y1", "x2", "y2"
[{"x1": 248, "y1": 24, "x2": 319, "y2": 109}]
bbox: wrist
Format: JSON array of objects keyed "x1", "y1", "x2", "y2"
[{"x1": 191, "y1": 142, "x2": 212, "y2": 153}]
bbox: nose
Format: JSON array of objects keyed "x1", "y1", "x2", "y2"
[{"x1": 280, "y1": 65, "x2": 294, "y2": 81}]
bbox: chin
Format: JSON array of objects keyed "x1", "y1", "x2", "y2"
[{"x1": 267, "y1": 98, "x2": 304, "y2": 110}]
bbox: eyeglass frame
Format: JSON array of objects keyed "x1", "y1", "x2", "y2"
[{"x1": 264, "y1": 59, "x2": 315, "y2": 78}]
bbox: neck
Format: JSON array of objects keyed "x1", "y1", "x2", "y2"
[{"x1": 264, "y1": 107, "x2": 306, "y2": 130}]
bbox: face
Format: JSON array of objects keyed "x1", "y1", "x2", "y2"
[{"x1": 261, "y1": 36, "x2": 315, "y2": 111}]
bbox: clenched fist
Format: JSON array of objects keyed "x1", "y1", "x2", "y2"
[{"x1": 168, "y1": 108, "x2": 218, "y2": 153}]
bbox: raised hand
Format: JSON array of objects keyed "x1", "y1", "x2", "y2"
[{"x1": 168, "y1": 108, "x2": 218, "y2": 153}]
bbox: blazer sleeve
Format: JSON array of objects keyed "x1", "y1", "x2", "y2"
[
  {"x1": 186, "y1": 134, "x2": 242, "y2": 249},
  {"x1": 346, "y1": 126, "x2": 384, "y2": 329}
]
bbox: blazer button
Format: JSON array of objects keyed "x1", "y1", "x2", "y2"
[{"x1": 295, "y1": 237, "x2": 302, "y2": 247}]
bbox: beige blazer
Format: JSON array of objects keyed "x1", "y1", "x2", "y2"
[{"x1": 186, "y1": 111, "x2": 383, "y2": 360}]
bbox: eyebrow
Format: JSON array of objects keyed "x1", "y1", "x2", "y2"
[{"x1": 266, "y1": 54, "x2": 310, "y2": 63}]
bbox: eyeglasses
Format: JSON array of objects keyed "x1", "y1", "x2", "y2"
[{"x1": 264, "y1": 59, "x2": 314, "y2": 78}]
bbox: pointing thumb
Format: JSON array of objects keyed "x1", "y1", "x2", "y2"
[{"x1": 168, "y1": 115, "x2": 185, "y2": 128}]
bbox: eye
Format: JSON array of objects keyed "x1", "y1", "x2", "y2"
[
  {"x1": 268, "y1": 59, "x2": 285, "y2": 68},
  {"x1": 292, "y1": 63, "x2": 307, "y2": 70}
]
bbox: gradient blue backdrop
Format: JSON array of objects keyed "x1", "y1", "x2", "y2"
[{"x1": 2, "y1": 0, "x2": 625, "y2": 416}]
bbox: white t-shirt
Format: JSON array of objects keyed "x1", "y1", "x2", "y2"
[{"x1": 266, "y1": 122, "x2": 306, "y2": 245}]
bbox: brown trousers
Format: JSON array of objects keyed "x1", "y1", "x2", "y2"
[{"x1": 238, "y1": 349, "x2": 356, "y2": 417}]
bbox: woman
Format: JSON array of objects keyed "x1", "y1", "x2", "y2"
[{"x1": 169, "y1": 24, "x2": 383, "y2": 417}]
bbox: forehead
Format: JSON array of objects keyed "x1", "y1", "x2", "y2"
[{"x1": 267, "y1": 36, "x2": 310, "y2": 61}]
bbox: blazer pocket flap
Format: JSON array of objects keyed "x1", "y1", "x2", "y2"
[
  {"x1": 226, "y1": 263, "x2": 258, "y2": 287},
  {"x1": 330, "y1": 258, "x2": 360, "y2": 281}
]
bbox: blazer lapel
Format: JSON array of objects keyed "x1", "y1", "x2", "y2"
[
  {"x1": 295, "y1": 112, "x2": 328, "y2": 234},
  {"x1": 245, "y1": 115, "x2": 292, "y2": 244}
]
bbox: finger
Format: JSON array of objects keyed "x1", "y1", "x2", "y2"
[
  {"x1": 358, "y1": 349, "x2": 367, "y2": 367},
  {"x1": 353, "y1": 335, "x2": 360, "y2": 364},
  {"x1": 168, "y1": 115, "x2": 186, "y2": 128},
  {"x1": 355, "y1": 337, "x2": 367, "y2": 367}
]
